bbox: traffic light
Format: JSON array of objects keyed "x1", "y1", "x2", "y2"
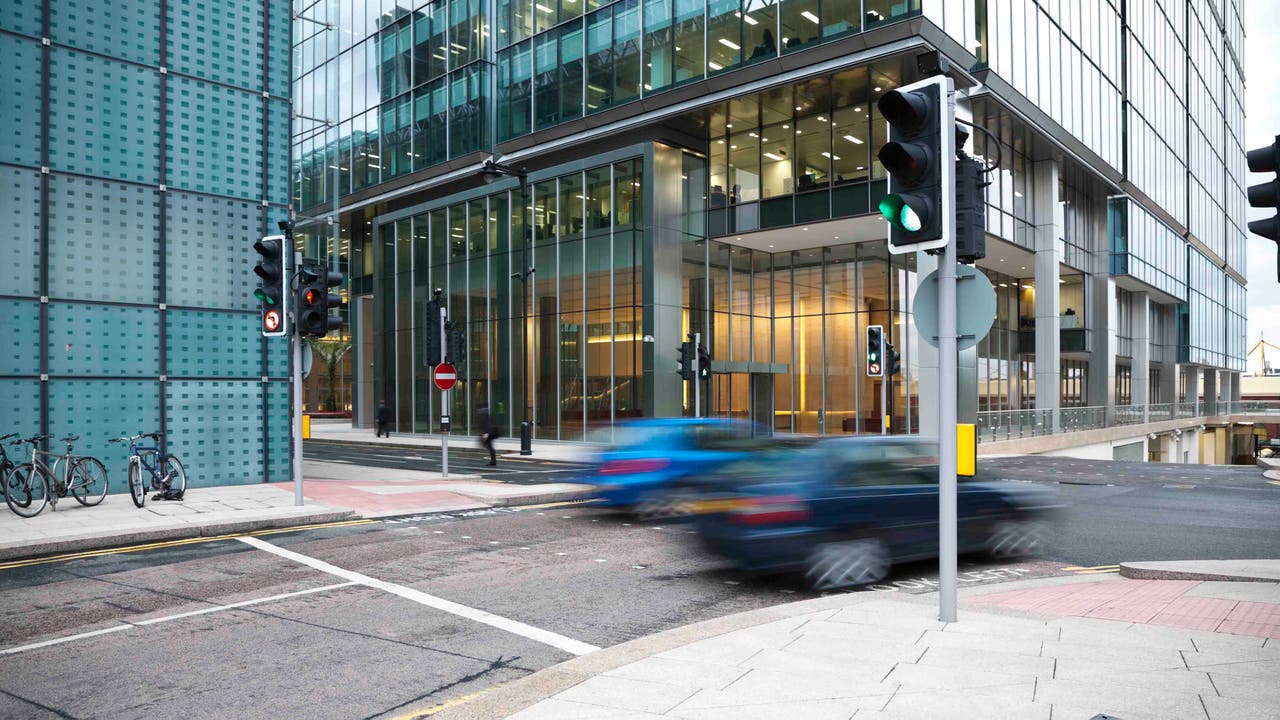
[
  {"x1": 955, "y1": 155, "x2": 987, "y2": 263},
  {"x1": 677, "y1": 340, "x2": 694, "y2": 380},
  {"x1": 876, "y1": 75, "x2": 952, "y2": 254},
  {"x1": 296, "y1": 260, "x2": 344, "y2": 337},
  {"x1": 1247, "y1": 135, "x2": 1280, "y2": 279},
  {"x1": 254, "y1": 235, "x2": 288, "y2": 337},
  {"x1": 424, "y1": 294, "x2": 443, "y2": 364},
  {"x1": 866, "y1": 325, "x2": 884, "y2": 377},
  {"x1": 697, "y1": 344, "x2": 711, "y2": 379},
  {"x1": 446, "y1": 321, "x2": 467, "y2": 370},
  {"x1": 887, "y1": 342, "x2": 901, "y2": 377}
]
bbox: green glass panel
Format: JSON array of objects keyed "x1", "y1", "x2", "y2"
[
  {"x1": 165, "y1": 380, "x2": 266, "y2": 487},
  {"x1": 46, "y1": 176, "x2": 160, "y2": 304},
  {"x1": 47, "y1": 303, "x2": 160, "y2": 377},
  {"x1": 0, "y1": 36, "x2": 42, "y2": 167}
]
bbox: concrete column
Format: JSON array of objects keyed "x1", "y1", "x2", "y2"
[
  {"x1": 1202, "y1": 368, "x2": 1218, "y2": 416},
  {"x1": 1229, "y1": 371, "x2": 1241, "y2": 403},
  {"x1": 1032, "y1": 159, "x2": 1061, "y2": 427},
  {"x1": 1088, "y1": 277, "x2": 1117, "y2": 422},
  {"x1": 1131, "y1": 292, "x2": 1150, "y2": 415},
  {"x1": 645, "y1": 143, "x2": 687, "y2": 418}
]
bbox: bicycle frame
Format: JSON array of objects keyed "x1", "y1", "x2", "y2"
[
  {"x1": 17, "y1": 441, "x2": 90, "y2": 508},
  {"x1": 126, "y1": 439, "x2": 168, "y2": 487}
]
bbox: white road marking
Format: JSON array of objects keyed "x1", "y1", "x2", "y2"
[
  {"x1": 237, "y1": 536, "x2": 599, "y2": 656},
  {"x1": 133, "y1": 582, "x2": 357, "y2": 626},
  {"x1": 1, "y1": 624, "x2": 134, "y2": 656},
  {"x1": 1, "y1": 582, "x2": 357, "y2": 656}
]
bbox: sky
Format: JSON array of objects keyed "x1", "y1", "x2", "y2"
[{"x1": 1244, "y1": 0, "x2": 1280, "y2": 346}]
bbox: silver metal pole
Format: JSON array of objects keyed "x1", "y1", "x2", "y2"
[
  {"x1": 292, "y1": 250, "x2": 304, "y2": 507},
  {"x1": 939, "y1": 84, "x2": 959, "y2": 624},
  {"x1": 881, "y1": 375, "x2": 888, "y2": 435},
  {"x1": 694, "y1": 332, "x2": 701, "y2": 418}
]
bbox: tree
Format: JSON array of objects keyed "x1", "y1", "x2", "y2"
[{"x1": 305, "y1": 336, "x2": 352, "y2": 412}]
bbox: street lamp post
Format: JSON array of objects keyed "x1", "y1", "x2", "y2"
[{"x1": 479, "y1": 158, "x2": 533, "y2": 455}]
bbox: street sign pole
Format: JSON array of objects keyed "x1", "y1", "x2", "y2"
[
  {"x1": 292, "y1": 250, "x2": 304, "y2": 507},
  {"x1": 440, "y1": 304, "x2": 449, "y2": 478},
  {"x1": 694, "y1": 332, "x2": 701, "y2": 419},
  {"x1": 938, "y1": 81, "x2": 959, "y2": 624}
]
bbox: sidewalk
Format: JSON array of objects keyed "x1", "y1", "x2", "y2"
[
  {"x1": 0, "y1": 484, "x2": 353, "y2": 561},
  {"x1": 436, "y1": 562, "x2": 1280, "y2": 720},
  {"x1": 0, "y1": 460, "x2": 595, "y2": 562},
  {"x1": 306, "y1": 420, "x2": 602, "y2": 463}
]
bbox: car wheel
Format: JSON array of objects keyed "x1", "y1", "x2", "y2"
[
  {"x1": 986, "y1": 520, "x2": 1046, "y2": 558},
  {"x1": 634, "y1": 489, "x2": 693, "y2": 522},
  {"x1": 804, "y1": 538, "x2": 890, "y2": 591}
]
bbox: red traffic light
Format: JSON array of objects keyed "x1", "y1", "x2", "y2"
[{"x1": 304, "y1": 288, "x2": 317, "y2": 306}]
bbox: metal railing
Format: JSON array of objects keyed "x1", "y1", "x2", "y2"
[{"x1": 976, "y1": 400, "x2": 1280, "y2": 443}]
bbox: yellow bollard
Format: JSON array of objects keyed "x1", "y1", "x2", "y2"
[
  {"x1": 957, "y1": 423, "x2": 976, "y2": 477},
  {"x1": 302, "y1": 414, "x2": 312, "y2": 440}
]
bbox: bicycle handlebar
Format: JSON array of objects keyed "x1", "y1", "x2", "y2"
[
  {"x1": 0, "y1": 433, "x2": 16, "y2": 441},
  {"x1": 11, "y1": 434, "x2": 52, "y2": 445}
]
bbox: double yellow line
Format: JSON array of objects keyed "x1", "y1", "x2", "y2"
[
  {"x1": 0, "y1": 518, "x2": 376, "y2": 572},
  {"x1": 1061, "y1": 564, "x2": 1121, "y2": 575}
]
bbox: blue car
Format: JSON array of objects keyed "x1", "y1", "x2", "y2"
[
  {"x1": 690, "y1": 436, "x2": 1060, "y2": 590},
  {"x1": 588, "y1": 418, "x2": 770, "y2": 518}
]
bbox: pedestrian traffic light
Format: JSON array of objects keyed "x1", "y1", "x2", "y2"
[
  {"x1": 697, "y1": 344, "x2": 711, "y2": 379},
  {"x1": 677, "y1": 340, "x2": 694, "y2": 381},
  {"x1": 296, "y1": 260, "x2": 344, "y2": 337},
  {"x1": 254, "y1": 235, "x2": 289, "y2": 337},
  {"x1": 887, "y1": 342, "x2": 901, "y2": 377},
  {"x1": 877, "y1": 75, "x2": 953, "y2": 255},
  {"x1": 424, "y1": 293, "x2": 443, "y2": 365},
  {"x1": 1247, "y1": 135, "x2": 1280, "y2": 279},
  {"x1": 867, "y1": 325, "x2": 884, "y2": 377},
  {"x1": 446, "y1": 321, "x2": 467, "y2": 371},
  {"x1": 954, "y1": 155, "x2": 988, "y2": 263}
]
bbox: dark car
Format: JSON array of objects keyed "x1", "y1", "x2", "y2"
[{"x1": 689, "y1": 436, "x2": 1059, "y2": 590}]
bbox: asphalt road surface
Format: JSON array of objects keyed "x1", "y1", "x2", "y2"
[{"x1": 2, "y1": 455, "x2": 1277, "y2": 719}]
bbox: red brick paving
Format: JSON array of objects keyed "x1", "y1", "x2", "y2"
[{"x1": 967, "y1": 578, "x2": 1280, "y2": 640}]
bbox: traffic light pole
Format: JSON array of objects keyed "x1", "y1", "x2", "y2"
[
  {"x1": 938, "y1": 86, "x2": 959, "y2": 624},
  {"x1": 693, "y1": 332, "x2": 701, "y2": 418},
  {"x1": 292, "y1": 251, "x2": 305, "y2": 507},
  {"x1": 880, "y1": 374, "x2": 887, "y2": 435}
]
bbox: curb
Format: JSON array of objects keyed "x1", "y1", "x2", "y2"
[
  {"x1": 421, "y1": 571, "x2": 1125, "y2": 720},
  {"x1": 427, "y1": 591, "x2": 903, "y2": 720},
  {"x1": 1119, "y1": 561, "x2": 1280, "y2": 583},
  {"x1": 0, "y1": 509, "x2": 355, "y2": 562}
]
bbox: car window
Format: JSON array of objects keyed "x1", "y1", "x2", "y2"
[
  {"x1": 689, "y1": 424, "x2": 758, "y2": 450},
  {"x1": 832, "y1": 442, "x2": 938, "y2": 486}
]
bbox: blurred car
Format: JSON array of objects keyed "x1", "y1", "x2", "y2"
[
  {"x1": 588, "y1": 418, "x2": 773, "y2": 518},
  {"x1": 688, "y1": 436, "x2": 1060, "y2": 590}
]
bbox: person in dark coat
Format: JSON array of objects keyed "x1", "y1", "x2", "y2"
[
  {"x1": 375, "y1": 400, "x2": 390, "y2": 438},
  {"x1": 477, "y1": 406, "x2": 500, "y2": 466}
]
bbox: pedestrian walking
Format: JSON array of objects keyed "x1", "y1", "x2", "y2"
[
  {"x1": 375, "y1": 400, "x2": 390, "y2": 438},
  {"x1": 477, "y1": 406, "x2": 500, "y2": 466}
]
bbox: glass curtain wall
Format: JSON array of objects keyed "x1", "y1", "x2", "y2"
[
  {"x1": 704, "y1": 57, "x2": 913, "y2": 235},
  {"x1": 376, "y1": 158, "x2": 644, "y2": 440},
  {"x1": 685, "y1": 238, "x2": 915, "y2": 434}
]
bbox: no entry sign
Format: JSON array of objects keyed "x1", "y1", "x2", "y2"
[{"x1": 434, "y1": 362, "x2": 457, "y2": 390}]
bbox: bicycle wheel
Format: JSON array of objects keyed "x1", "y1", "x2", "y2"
[
  {"x1": 70, "y1": 457, "x2": 109, "y2": 506},
  {"x1": 163, "y1": 455, "x2": 187, "y2": 496},
  {"x1": 128, "y1": 460, "x2": 146, "y2": 508},
  {"x1": 5, "y1": 464, "x2": 50, "y2": 518}
]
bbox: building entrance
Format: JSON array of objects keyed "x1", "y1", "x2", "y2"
[{"x1": 709, "y1": 372, "x2": 775, "y2": 436}]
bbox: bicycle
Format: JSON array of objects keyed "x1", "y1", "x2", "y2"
[
  {"x1": 4, "y1": 434, "x2": 110, "y2": 518},
  {"x1": 110, "y1": 432, "x2": 186, "y2": 508},
  {"x1": 0, "y1": 433, "x2": 16, "y2": 500}
]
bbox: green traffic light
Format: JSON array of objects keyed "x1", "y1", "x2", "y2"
[
  {"x1": 254, "y1": 288, "x2": 275, "y2": 305},
  {"x1": 900, "y1": 204, "x2": 923, "y2": 232},
  {"x1": 869, "y1": 352, "x2": 878, "y2": 362},
  {"x1": 879, "y1": 194, "x2": 903, "y2": 224}
]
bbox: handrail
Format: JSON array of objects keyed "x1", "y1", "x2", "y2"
[{"x1": 976, "y1": 400, "x2": 1280, "y2": 443}]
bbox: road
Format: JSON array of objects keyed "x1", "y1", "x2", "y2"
[
  {"x1": 1, "y1": 453, "x2": 1277, "y2": 719},
  {"x1": 305, "y1": 440, "x2": 590, "y2": 485}
]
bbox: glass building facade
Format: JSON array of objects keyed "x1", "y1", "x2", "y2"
[
  {"x1": 2, "y1": 1, "x2": 292, "y2": 486},
  {"x1": 296, "y1": 0, "x2": 1249, "y2": 443}
]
